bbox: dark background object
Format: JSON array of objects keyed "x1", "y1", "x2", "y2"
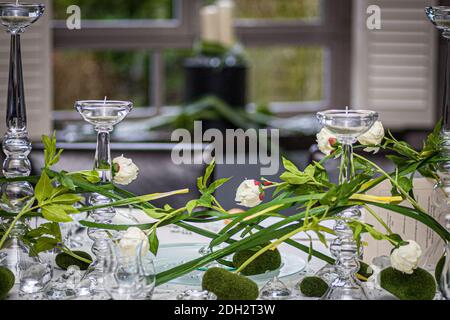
[{"x1": 184, "y1": 56, "x2": 248, "y2": 108}]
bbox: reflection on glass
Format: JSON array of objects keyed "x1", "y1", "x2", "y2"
[
  {"x1": 247, "y1": 47, "x2": 324, "y2": 104},
  {"x1": 53, "y1": 0, "x2": 174, "y2": 20},
  {"x1": 54, "y1": 51, "x2": 150, "y2": 110},
  {"x1": 235, "y1": 0, "x2": 320, "y2": 20}
]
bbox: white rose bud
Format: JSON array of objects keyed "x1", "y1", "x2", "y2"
[
  {"x1": 390, "y1": 240, "x2": 422, "y2": 274},
  {"x1": 118, "y1": 227, "x2": 150, "y2": 257},
  {"x1": 113, "y1": 155, "x2": 139, "y2": 185},
  {"x1": 357, "y1": 121, "x2": 385, "y2": 153},
  {"x1": 316, "y1": 128, "x2": 337, "y2": 155},
  {"x1": 235, "y1": 179, "x2": 263, "y2": 208}
]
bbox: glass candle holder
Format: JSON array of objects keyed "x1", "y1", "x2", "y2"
[
  {"x1": 317, "y1": 109, "x2": 378, "y2": 300},
  {"x1": 0, "y1": 3, "x2": 51, "y2": 290},
  {"x1": 75, "y1": 100, "x2": 133, "y2": 298}
]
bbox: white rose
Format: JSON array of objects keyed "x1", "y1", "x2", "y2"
[
  {"x1": 357, "y1": 121, "x2": 385, "y2": 153},
  {"x1": 113, "y1": 155, "x2": 139, "y2": 185},
  {"x1": 316, "y1": 128, "x2": 337, "y2": 155},
  {"x1": 118, "y1": 227, "x2": 150, "y2": 257},
  {"x1": 235, "y1": 180, "x2": 263, "y2": 208},
  {"x1": 390, "y1": 240, "x2": 422, "y2": 274}
]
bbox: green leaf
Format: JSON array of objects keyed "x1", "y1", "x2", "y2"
[
  {"x1": 35, "y1": 172, "x2": 53, "y2": 203},
  {"x1": 149, "y1": 230, "x2": 159, "y2": 255},
  {"x1": 50, "y1": 194, "x2": 83, "y2": 204},
  {"x1": 205, "y1": 177, "x2": 231, "y2": 193},
  {"x1": 42, "y1": 205, "x2": 73, "y2": 223},
  {"x1": 280, "y1": 172, "x2": 311, "y2": 185},
  {"x1": 203, "y1": 159, "x2": 216, "y2": 188},
  {"x1": 186, "y1": 200, "x2": 198, "y2": 214},
  {"x1": 55, "y1": 172, "x2": 77, "y2": 191},
  {"x1": 34, "y1": 237, "x2": 59, "y2": 254},
  {"x1": 282, "y1": 157, "x2": 301, "y2": 174}
]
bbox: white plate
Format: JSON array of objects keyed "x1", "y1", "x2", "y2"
[{"x1": 155, "y1": 243, "x2": 307, "y2": 286}]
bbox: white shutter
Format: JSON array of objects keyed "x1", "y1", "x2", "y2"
[
  {"x1": 0, "y1": 0, "x2": 52, "y2": 140},
  {"x1": 352, "y1": 0, "x2": 437, "y2": 129}
]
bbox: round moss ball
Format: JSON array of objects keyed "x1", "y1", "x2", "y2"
[
  {"x1": 0, "y1": 267, "x2": 15, "y2": 300},
  {"x1": 55, "y1": 251, "x2": 92, "y2": 271},
  {"x1": 380, "y1": 267, "x2": 436, "y2": 300},
  {"x1": 233, "y1": 245, "x2": 282, "y2": 276},
  {"x1": 202, "y1": 267, "x2": 259, "y2": 300},
  {"x1": 299, "y1": 276, "x2": 329, "y2": 297},
  {"x1": 357, "y1": 261, "x2": 374, "y2": 281}
]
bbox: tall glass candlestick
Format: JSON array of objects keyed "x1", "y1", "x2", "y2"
[
  {"x1": 317, "y1": 109, "x2": 378, "y2": 300},
  {"x1": 0, "y1": 3, "x2": 53, "y2": 293},
  {"x1": 424, "y1": 7, "x2": 450, "y2": 273},
  {"x1": 76, "y1": 100, "x2": 132, "y2": 298}
]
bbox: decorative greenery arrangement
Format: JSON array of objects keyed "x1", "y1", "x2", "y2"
[{"x1": 0, "y1": 121, "x2": 449, "y2": 300}]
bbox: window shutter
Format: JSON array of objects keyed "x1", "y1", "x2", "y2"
[
  {"x1": 0, "y1": 0, "x2": 52, "y2": 140},
  {"x1": 352, "y1": 0, "x2": 438, "y2": 129}
]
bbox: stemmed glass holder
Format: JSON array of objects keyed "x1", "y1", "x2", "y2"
[
  {"x1": 317, "y1": 109, "x2": 378, "y2": 300},
  {"x1": 0, "y1": 3, "x2": 47, "y2": 286},
  {"x1": 426, "y1": 6, "x2": 450, "y2": 293},
  {"x1": 76, "y1": 100, "x2": 132, "y2": 296}
]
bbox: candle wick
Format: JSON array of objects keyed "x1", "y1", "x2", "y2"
[{"x1": 103, "y1": 96, "x2": 107, "y2": 105}]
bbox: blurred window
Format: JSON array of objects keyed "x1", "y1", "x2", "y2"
[{"x1": 52, "y1": 0, "x2": 350, "y2": 114}]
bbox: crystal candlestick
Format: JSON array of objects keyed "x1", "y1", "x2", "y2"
[
  {"x1": 425, "y1": 6, "x2": 450, "y2": 275},
  {"x1": 76, "y1": 100, "x2": 132, "y2": 297},
  {"x1": 0, "y1": 2, "x2": 44, "y2": 212},
  {"x1": 0, "y1": 3, "x2": 52, "y2": 291},
  {"x1": 317, "y1": 109, "x2": 378, "y2": 300}
]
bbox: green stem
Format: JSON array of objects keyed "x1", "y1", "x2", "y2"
[
  {"x1": 60, "y1": 246, "x2": 93, "y2": 264},
  {"x1": 0, "y1": 199, "x2": 36, "y2": 250},
  {"x1": 354, "y1": 153, "x2": 425, "y2": 213}
]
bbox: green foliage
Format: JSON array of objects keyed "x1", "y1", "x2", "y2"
[
  {"x1": 380, "y1": 267, "x2": 436, "y2": 300},
  {"x1": 55, "y1": 251, "x2": 92, "y2": 271},
  {"x1": 187, "y1": 159, "x2": 230, "y2": 213},
  {"x1": 202, "y1": 267, "x2": 259, "y2": 300},
  {"x1": 232, "y1": 244, "x2": 282, "y2": 276},
  {"x1": 299, "y1": 276, "x2": 329, "y2": 297},
  {"x1": 0, "y1": 267, "x2": 14, "y2": 300},
  {"x1": 358, "y1": 261, "x2": 374, "y2": 280},
  {"x1": 42, "y1": 132, "x2": 64, "y2": 169}
]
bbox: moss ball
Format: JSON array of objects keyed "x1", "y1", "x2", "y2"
[
  {"x1": 380, "y1": 267, "x2": 436, "y2": 300},
  {"x1": 0, "y1": 267, "x2": 15, "y2": 300},
  {"x1": 299, "y1": 276, "x2": 329, "y2": 297},
  {"x1": 357, "y1": 261, "x2": 374, "y2": 281},
  {"x1": 202, "y1": 267, "x2": 259, "y2": 300},
  {"x1": 233, "y1": 244, "x2": 282, "y2": 276},
  {"x1": 55, "y1": 251, "x2": 92, "y2": 271}
]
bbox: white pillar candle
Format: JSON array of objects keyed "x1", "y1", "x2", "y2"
[
  {"x1": 218, "y1": 0, "x2": 235, "y2": 47},
  {"x1": 200, "y1": 5, "x2": 220, "y2": 43}
]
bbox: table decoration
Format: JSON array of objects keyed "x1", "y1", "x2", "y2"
[
  {"x1": 75, "y1": 99, "x2": 134, "y2": 296},
  {"x1": 316, "y1": 109, "x2": 378, "y2": 300},
  {"x1": 0, "y1": 109, "x2": 449, "y2": 300},
  {"x1": 0, "y1": 1, "x2": 52, "y2": 291}
]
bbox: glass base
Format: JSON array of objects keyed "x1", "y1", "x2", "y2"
[
  {"x1": 259, "y1": 277, "x2": 292, "y2": 300},
  {"x1": 322, "y1": 277, "x2": 367, "y2": 300},
  {"x1": 0, "y1": 237, "x2": 52, "y2": 294}
]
